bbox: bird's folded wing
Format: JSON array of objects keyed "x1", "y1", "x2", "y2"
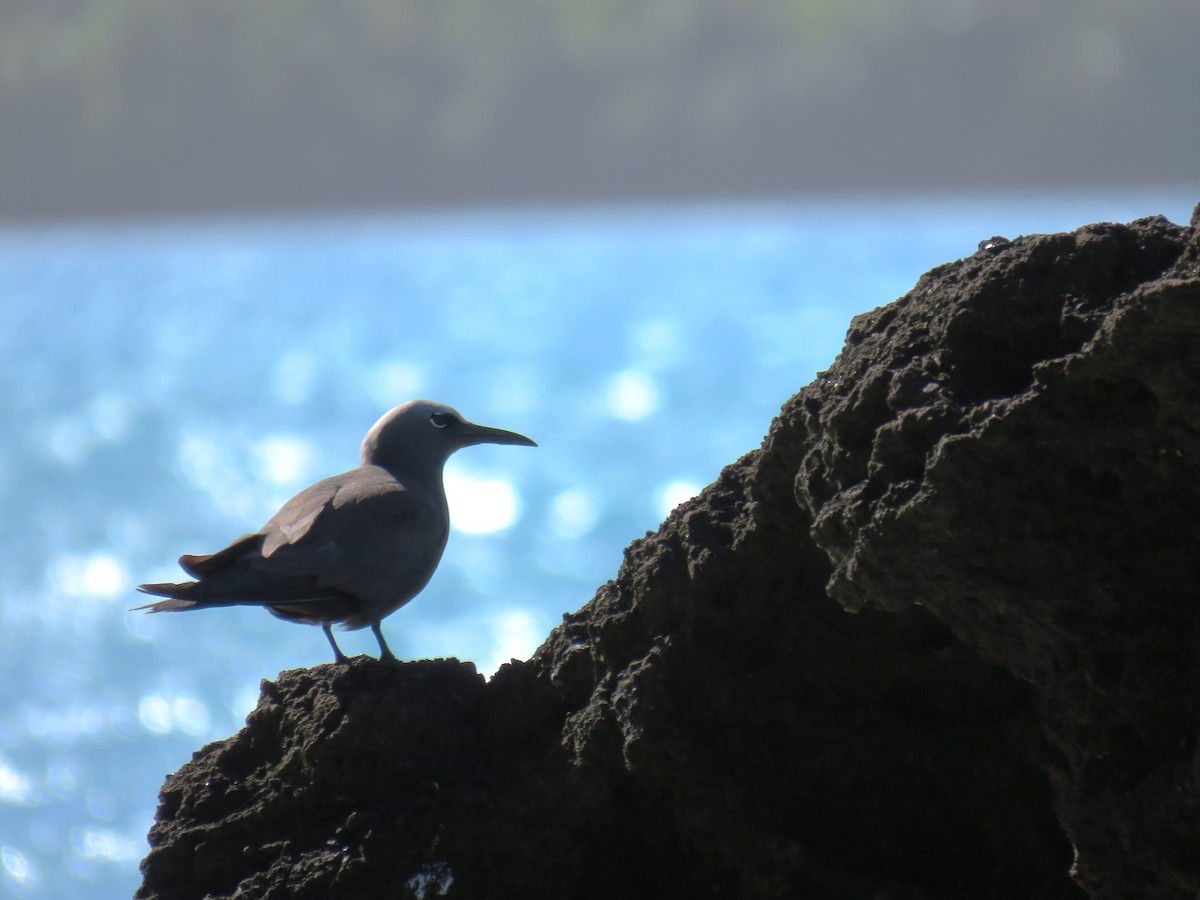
[
  {"x1": 253, "y1": 469, "x2": 437, "y2": 603},
  {"x1": 179, "y1": 533, "x2": 261, "y2": 577}
]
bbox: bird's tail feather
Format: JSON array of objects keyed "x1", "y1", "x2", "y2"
[
  {"x1": 133, "y1": 596, "x2": 203, "y2": 613},
  {"x1": 133, "y1": 577, "x2": 347, "y2": 612},
  {"x1": 134, "y1": 580, "x2": 243, "y2": 612}
]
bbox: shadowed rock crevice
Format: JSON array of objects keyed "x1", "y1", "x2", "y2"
[{"x1": 138, "y1": 209, "x2": 1199, "y2": 899}]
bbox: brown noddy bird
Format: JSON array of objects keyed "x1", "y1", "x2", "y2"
[{"x1": 135, "y1": 400, "x2": 536, "y2": 663}]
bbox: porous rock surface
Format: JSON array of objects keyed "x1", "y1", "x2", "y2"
[{"x1": 138, "y1": 208, "x2": 1200, "y2": 899}]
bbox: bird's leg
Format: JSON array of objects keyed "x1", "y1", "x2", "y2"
[
  {"x1": 323, "y1": 624, "x2": 349, "y2": 664},
  {"x1": 371, "y1": 622, "x2": 397, "y2": 662}
]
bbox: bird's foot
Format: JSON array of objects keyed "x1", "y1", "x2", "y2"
[
  {"x1": 371, "y1": 622, "x2": 398, "y2": 662},
  {"x1": 323, "y1": 624, "x2": 350, "y2": 664}
]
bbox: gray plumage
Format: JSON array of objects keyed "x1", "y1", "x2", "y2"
[{"x1": 136, "y1": 400, "x2": 536, "y2": 662}]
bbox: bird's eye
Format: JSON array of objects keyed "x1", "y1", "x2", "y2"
[{"x1": 429, "y1": 412, "x2": 456, "y2": 429}]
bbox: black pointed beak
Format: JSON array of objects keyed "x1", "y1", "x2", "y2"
[{"x1": 458, "y1": 421, "x2": 537, "y2": 448}]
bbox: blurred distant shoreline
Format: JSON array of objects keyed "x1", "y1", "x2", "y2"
[
  {"x1": 3, "y1": 1, "x2": 1196, "y2": 223},
  {"x1": 5, "y1": 180, "x2": 1197, "y2": 230}
]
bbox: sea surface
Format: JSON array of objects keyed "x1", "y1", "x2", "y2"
[{"x1": 0, "y1": 189, "x2": 1194, "y2": 898}]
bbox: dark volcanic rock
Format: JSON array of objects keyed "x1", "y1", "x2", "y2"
[
  {"x1": 138, "y1": 209, "x2": 1200, "y2": 899},
  {"x1": 788, "y1": 212, "x2": 1200, "y2": 898}
]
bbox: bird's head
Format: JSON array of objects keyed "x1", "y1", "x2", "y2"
[{"x1": 361, "y1": 400, "x2": 537, "y2": 471}]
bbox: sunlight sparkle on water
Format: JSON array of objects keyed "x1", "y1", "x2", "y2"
[
  {"x1": 1, "y1": 846, "x2": 35, "y2": 886},
  {"x1": 443, "y1": 468, "x2": 521, "y2": 534},
  {"x1": 630, "y1": 319, "x2": 682, "y2": 369},
  {"x1": 251, "y1": 434, "x2": 313, "y2": 486},
  {"x1": 137, "y1": 694, "x2": 210, "y2": 737},
  {"x1": 17, "y1": 701, "x2": 129, "y2": 744},
  {"x1": 270, "y1": 349, "x2": 318, "y2": 406},
  {"x1": 367, "y1": 360, "x2": 426, "y2": 409},
  {"x1": 176, "y1": 432, "x2": 262, "y2": 522},
  {"x1": 228, "y1": 685, "x2": 262, "y2": 721},
  {"x1": 548, "y1": 488, "x2": 601, "y2": 539},
  {"x1": 655, "y1": 480, "x2": 701, "y2": 518},
  {"x1": 69, "y1": 827, "x2": 143, "y2": 863},
  {"x1": 48, "y1": 553, "x2": 130, "y2": 601},
  {"x1": 406, "y1": 607, "x2": 545, "y2": 677},
  {"x1": 0, "y1": 759, "x2": 35, "y2": 805},
  {"x1": 479, "y1": 609, "x2": 543, "y2": 675},
  {"x1": 606, "y1": 369, "x2": 660, "y2": 421},
  {"x1": 87, "y1": 393, "x2": 132, "y2": 442}
]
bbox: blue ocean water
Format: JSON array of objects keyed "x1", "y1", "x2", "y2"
[{"x1": 0, "y1": 189, "x2": 1194, "y2": 898}]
